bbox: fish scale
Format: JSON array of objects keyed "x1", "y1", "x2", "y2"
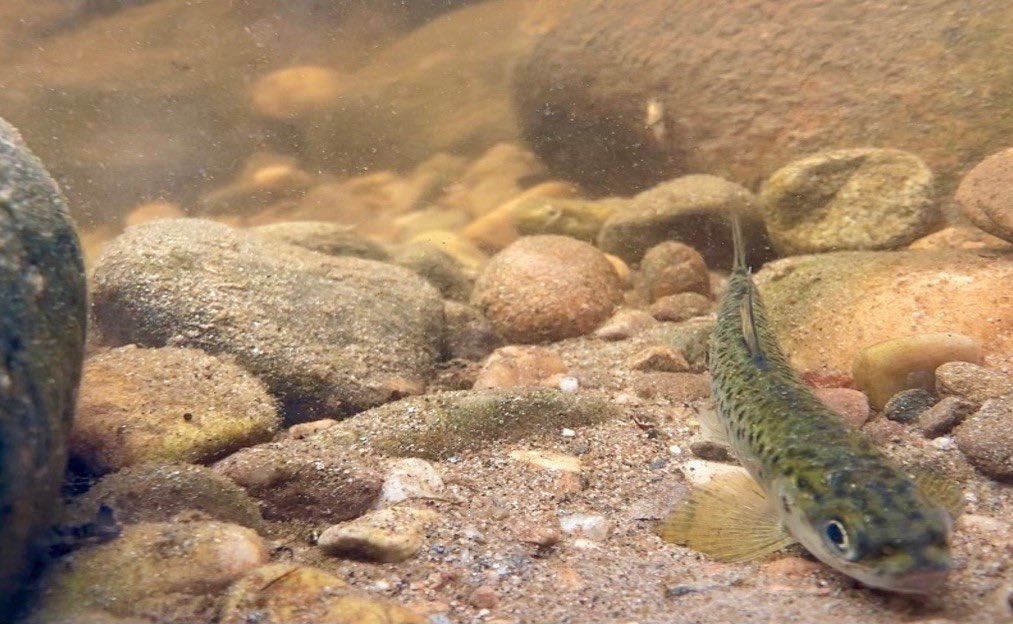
[{"x1": 658, "y1": 215, "x2": 956, "y2": 594}]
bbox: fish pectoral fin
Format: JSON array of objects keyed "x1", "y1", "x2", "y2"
[
  {"x1": 910, "y1": 468, "x2": 965, "y2": 521},
  {"x1": 657, "y1": 469, "x2": 795, "y2": 562},
  {"x1": 695, "y1": 399, "x2": 731, "y2": 446}
]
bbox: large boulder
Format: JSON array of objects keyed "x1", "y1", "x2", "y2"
[
  {"x1": 514, "y1": 0, "x2": 1013, "y2": 196},
  {"x1": 90, "y1": 219, "x2": 445, "y2": 421},
  {"x1": 0, "y1": 118, "x2": 87, "y2": 616}
]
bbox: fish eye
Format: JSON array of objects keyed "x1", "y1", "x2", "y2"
[{"x1": 824, "y1": 520, "x2": 850, "y2": 552}]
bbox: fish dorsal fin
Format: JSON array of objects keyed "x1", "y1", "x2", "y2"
[
  {"x1": 657, "y1": 469, "x2": 795, "y2": 562},
  {"x1": 739, "y1": 280, "x2": 763, "y2": 360},
  {"x1": 910, "y1": 468, "x2": 964, "y2": 521}
]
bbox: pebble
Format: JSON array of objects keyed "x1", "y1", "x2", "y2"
[
  {"x1": 955, "y1": 396, "x2": 1013, "y2": 482},
  {"x1": 917, "y1": 396, "x2": 977, "y2": 438},
  {"x1": 35, "y1": 521, "x2": 267, "y2": 622},
  {"x1": 473, "y1": 345, "x2": 567, "y2": 389},
  {"x1": 513, "y1": 196, "x2": 621, "y2": 243},
  {"x1": 594, "y1": 309, "x2": 658, "y2": 341},
  {"x1": 883, "y1": 388, "x2": 938, "y2": 424},
  {"x1": 318, "y1": 507, "x2": 438, "y2": 563},
  {"x1": 558, "y1": 514, "x2": 610, "y2": 541},
  {"x1": 636, "y1": 241, "x2": 711, "y2": 301},
  {"x1": 558, "y1": 377, "x2": 580, "y2": 393},
  {"x1": 463, "y1": 180, "x2": 579, "y2": 251},
  {"x1": 627, "y1": 346, "x2": 691, "y2": 373},
  {"x1": 219, "y1": 563, "x2": 426, "y2": 624},
  {"x1": 811, "y1": 387, "x2": 870, "y2": 427},
  {"x1": 285, "y1": 418, "x2": 338, "y2": 439},
  {"x1": 212, "y1": 437, "x2": 381, "y2": 523},
  {"x1": 649, "y1": 292, "x2": 713, "y2": 322},
  {"x1": 468, "y1": 586, "x2": 501, "y2": 610},
  {"x1": 442, "y1": 301, "x2": 505, "y2": 362},
  {"x1": 513, "y1": 522, "x2": 562, "y2": 547},
  {"x1": 851, "y1": 332, "x2": 982, "y2": 409},
  {"x1": 250, "y1": 221, "x2": 389, "y2": 260},
  {"x1": 443, "y1": 143, "x2": 547, "y2": 218},
  {"x1": 71, "y1": 345, "x2": 280, "y2": 474},
  {"x1": 409, "y1": 230, "x2": 489, "y2": 270},
  {"x1": 907, "y1": 226, "x2": 1012, "y2": 251},
  {"x1": 65, "y1": 463, "x2": 265, "y2": 531},
  {"x1": 760, "y1": 148, "x2": 938, "y2": 254},
  {"x1": 91, "y1": 219, "x2": 445, "y2": 421},
  {"x1": 954, "y1": 147, "x2": 1013, "y2": 243},
  {"x1": 509, "y1": 449, "x2": 582, "y2": 473},
  {"x1": 689, "y1": 439, "x2": 733, "y2": 462},
  {"x1": 250, "y1": 65, "x2": 343, "y2": 119},
  {"x1": 935, "y1": 361, "x2": 1013, "y2": 405},
  {"x1": 596, "y1": 174, "x2": 767, "y2": 268},
  {"x1": 472, "y1": 235, "x2": 623, "y2": 343},
  {"x1": 378, "y1": 458, "x2": 445, "y2": 507}
]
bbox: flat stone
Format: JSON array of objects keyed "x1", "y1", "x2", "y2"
[
  {"x1": 918, "y1": 397, "x2": 977, "y2": 439},
  {"x1": 318, "y1": 507, "x2": 438, "y2": 563},
  {"x1": 935, "y1": 361, "x2": 1013, "y2": 405},
  {"x1": 884, "y1": 388, "x2": 938, "y2": 424},
  {"x1": 509, "y1": 450, "x2": 582, "y2": 473}
]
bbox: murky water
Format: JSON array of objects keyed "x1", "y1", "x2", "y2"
[{"x1": 0, "y1": 2, "x2": 1010, "y2": 623}]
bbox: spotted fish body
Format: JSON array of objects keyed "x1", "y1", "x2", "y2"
[{"x1": 660, "y1": 217, "x2": 954, "y2": 594}]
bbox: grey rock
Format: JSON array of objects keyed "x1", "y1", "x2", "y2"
[
  {"x1": 917, "y1": 396, "x2": 977, "y2": 439},
  {"x1": 0, "y1": 117, "x2": 87, "y2": 613},
  {"x1": 649, "y1": 292, "x2": 713, "y2": 323},
  {"x1": 442, "y1": 301, "x2": 504, "y2": 361},
  {"x1": 90, "y1": 219, "x2": 445, "y2": 421},
  {"x1": 250, "y1": 221, "x2": 389, "y2": 260},
  {"x1": 596, "y1": 175, "x2": 769, "y2": 268},
  {"x1": 393, "y1": 242, "x2": 475, "y2": 302},
  {"x1": 955, "y1": 397, "x2": 1013, "y2": 482},
  {"x1": 884, "y1": 388, "x2": 938, "y2": 424},
  {"x1": 761, "y1": 149, "x2": 938, "y2": 254}
]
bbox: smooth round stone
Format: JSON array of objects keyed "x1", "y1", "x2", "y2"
[
  {"x1": 917, "y1": 397, "x2": 977, "y2": 439},
  {"x1": 637, "y1": 241, "x2": 710, "y2": 301},
  {"x1": 955, "y1": 397, "x2": 1013, "y2": 482},
  {"x1": 852, "y1": 333, "x2": 981, "y2": 409},
  {"x1": 649, "y1": 292, "x2": 713, "y2": 323},
  {"x1": 471, "y1": 235, "x2": 623, "y2": 343},
  {"x1": 761, "y1": 148, "x2": 938, "y2": 254},
  {"x1": 955, "y1": 147, "x2": 1013, "y2": 243},
  {"x1": 935, "y1": 361, "x2": 1013, "y2": 405},
  {"x1": 812, "y1": 387, "x2": 870, "y2": 427}
]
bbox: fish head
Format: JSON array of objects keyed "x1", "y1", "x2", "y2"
[{"x1": 777, "y1": 466, "x2": 953, "y2": 594}]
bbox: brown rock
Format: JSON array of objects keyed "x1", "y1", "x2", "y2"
[
  {"x1": 318, "y1": 507, "x2": 437, "y2": 563},
  {"x1": 812, "y1": 388, "x2": 870, "y2": 427},
  {"x1": 285, "y1": 419, "x2": 339, "y2": 440},
  {"x1": 649, "y1": 292, "x2": 713, "y2": 323},
  {"x1": 689, "y1": 439, "x2": 732, "y2": 462},
  {"x1": 469, "y1": 586, "x2": 500, "y2": 610},
  {"x1": 513, "y1": 522, "x2": 562, "y2": 547},
  {"x1": 637, "y1": 241, "x2": 711, "y2": 301},
  {"x1": 472, "y1": 235, "x2": 623, "y2": 343},
  {"x1": 473, "y1": 345, "x2": 567, "y2": 389},
  {"x1": 935, "y1": 361, "x2": 1013, "y2": 405},
  {"x1": 71, "y1": 346, "x2": 280, "y2": 474},
  {"x1": 463, "y1": 180, "x2": 579, "y2": 251},
  {"x1": 627, "y1": 346, "x2": 691, "y2": 373},
  {"x1": 756, "y1": 250, "x2": 1013, "y2": 386},
  {"x1": 955, "y1": 147, "x2": 1013, "y2": 243},
  {"x1": 908, "y1": 226, "x2": 1012, "y2": 251},
  {"x1": 515, "y1": 0, "x2": 1013, "y2": 197},
  {"x1": 631, "y1": 373, "x2": 712, "y2": 402},
  {"x1": 917, "y1": 397, "x2": 977, "y2": 439},
  {"x1": 594, "y1": 309, "x2": 657, "y2": 341},
  {"x1": 955, "y1": 397, "x2": 1013, "y2": 482}
]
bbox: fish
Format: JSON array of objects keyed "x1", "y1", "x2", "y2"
[{"x1": 657, "y1": 215, "x2": 961, "y2": 594}]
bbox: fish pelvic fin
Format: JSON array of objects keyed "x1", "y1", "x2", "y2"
[{"x1": 657, "y1": 469, "x2": 795, "y2": 562}]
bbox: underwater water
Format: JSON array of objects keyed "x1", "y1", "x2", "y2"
[{"x1": 0, "y1": 1, "x2": 1010, "y2": 623}]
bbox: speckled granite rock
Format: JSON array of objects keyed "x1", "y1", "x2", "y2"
[
  {"x1": 90, "y1": 219, "x2": 444, "y2": 421},
  {"x1": 0, "y1": 117, "x2": 87, "y2": 615}
]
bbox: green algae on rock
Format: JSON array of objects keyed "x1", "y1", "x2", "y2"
[
  {"x1": 345, "y1": 389, "x2": 620, "y2": 460},
  {"x1": 0, "y1": 117, "x2": 87, "y2": 616},
  {"x1": 64, "y1": 463, "x2": 265, "y2": 533},
  {"x1": 71, "y1": 345, "x2": 280, "y2": 474}
]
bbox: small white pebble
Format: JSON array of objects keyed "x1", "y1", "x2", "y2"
[
  {"x1": 561, "y1": 428, "x2": 576, "y2": 438},
  {"x1": 558, "y1": 376, "x2": 580, "y2": 393},
  {"x1": 668, "y1": 445, "x2": 682, "y2": 455},
  {"x1": 932, "y1": 436, "x2": 956, "y2": 450},
  {"x1": 614, "y1": 392, "x2": 639, "y2": 405}
]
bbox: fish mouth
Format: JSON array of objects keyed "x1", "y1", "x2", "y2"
[{"x1": 864, "y1": 567, "x2": 950, "y2": 595}]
